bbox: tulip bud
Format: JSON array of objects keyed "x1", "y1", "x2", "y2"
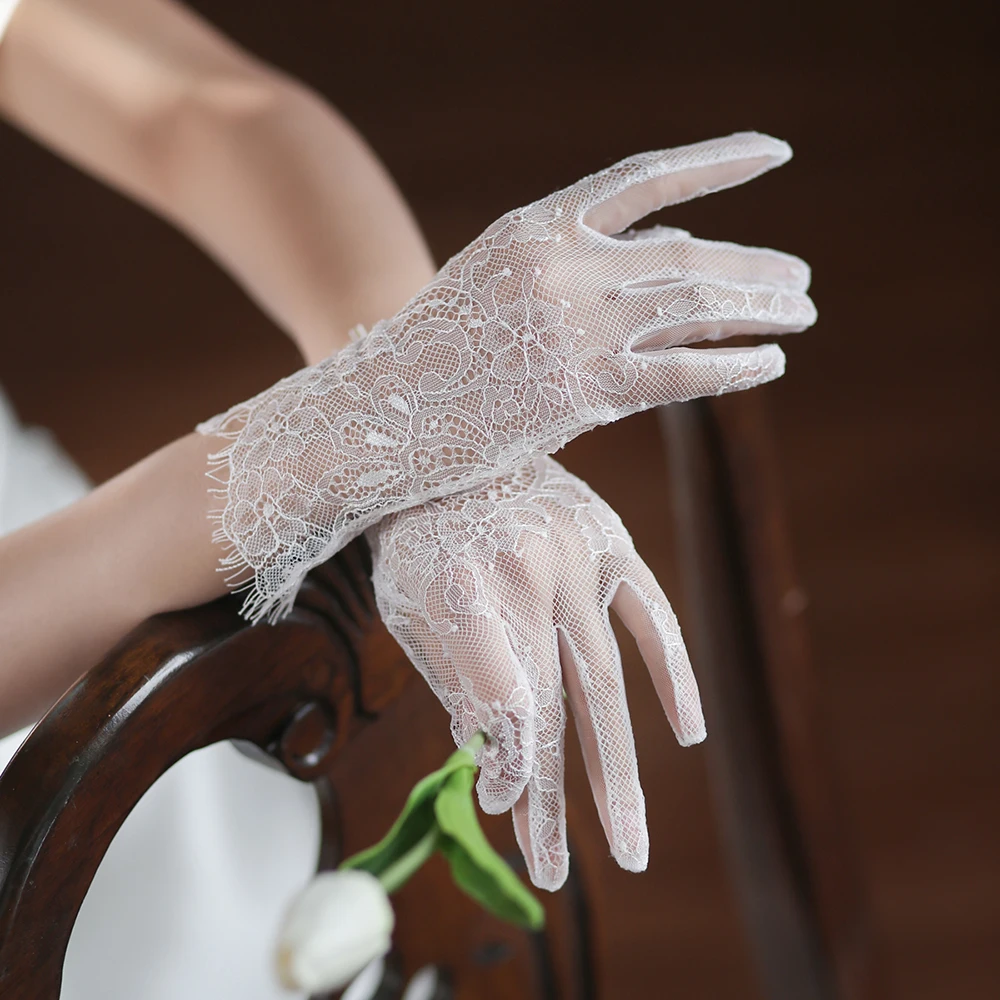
[{"x1": 276, "y1": 870, "x2": 394, "y2": 994}]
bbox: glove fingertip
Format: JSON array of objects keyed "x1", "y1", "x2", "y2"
[
  {"x1": 476, "y1": 769, "x2": 530, "y2": 816},
  {"x1": 727, "y1": 130, "x2": 793, "y2": 166},
  {"x1": 676, "y1": 723, "x2": 708, "y2": 748},
  {"x1": 528, "y1": 858, "x2": 569, "y2": 893},
  {"x1": 614, "y1": 844, "x2": 650, "y2": 874}
]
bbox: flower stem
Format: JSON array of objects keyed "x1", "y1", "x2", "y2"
[
  {"x1": 460, "y1": 731, "x2": 486, "y2": 758},
  {"x1": 377, "y1": 824, "x2": 440, "y2": 895}
]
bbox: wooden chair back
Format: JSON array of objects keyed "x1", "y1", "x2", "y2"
[{"x1": 0, "y1": 394, "x2": 879, "y2": 998}]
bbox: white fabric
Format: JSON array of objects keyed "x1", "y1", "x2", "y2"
[
  {"x1": 369, "y1": 454, "x2": 704, "y2": 889},
  {"x1": 200, "y1": 132, "x2": 815, "y2": 625},
  {"x1": 0, "y1": 0, "x2": 21, "y2": 44},
  {"x1": 0, "y1": 389, "x2": 320, "y2": 999},
  {"x1": 0, "y1": 391, "x2": 91, "y2": 533}
]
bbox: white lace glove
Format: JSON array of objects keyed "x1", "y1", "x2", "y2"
[
  {"x1": 367, "y1": 455, "x2": 702, "y2": 890},
  {"x1": 199, "y1": 131, "x2": 814, "y2": 621}
]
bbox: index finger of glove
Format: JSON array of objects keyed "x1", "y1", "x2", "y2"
[
  {"x1": 577, "y1": 132, "x2": 792, "y2": 236},
  {"x1": 445, "y1": 614, "x2": 538, "y2": 815},
  {"x1": 385, "y1": 604, "x2": 537, "y2": 814}
]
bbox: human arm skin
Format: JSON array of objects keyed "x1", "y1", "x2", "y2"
[
  {"x1": 0, "y1": 0, "x2": 435, "y2": 365},
  {"x1": 0, "y1": 432, "x2": 225, "y2": 735},
  {"x1": 0, "y1": 0, "x2": 438, "y2": 736}
]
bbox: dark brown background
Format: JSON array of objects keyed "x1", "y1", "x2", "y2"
[{"x1": 0, "y1": 1, "x2": 996, "y2": 997}]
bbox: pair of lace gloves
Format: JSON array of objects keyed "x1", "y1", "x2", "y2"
[{"x1": 198, "y1": 132, "x2": 815, "y2": 890}]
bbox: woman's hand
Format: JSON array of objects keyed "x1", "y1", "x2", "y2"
[
  {"x1": 367, "y1": 455, "x2": 703, "y2": 890},
  {"x1": 201, "y1": 132, "x2": 816, "y2": 622}
]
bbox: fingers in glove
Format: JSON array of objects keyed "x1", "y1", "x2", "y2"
[
  {"x1": 627, "y1": 343, "x2": 788, "y2": 407},
  {"x1": 557, "y1": 619, "x2": 648, "y2": 873},
  {"x1": 580, "y1": 132, "x2": 791, "y2": 236},
  {"x1": 615, "y1": 231, "x2": 811, "y2": 294},
  {"x1": 611, "y1": 570, "x2": 705, "y2": 747},
  {"x1": 436, "y1": 612, "x2": 537, "y2": 814},
  {"x1": 511, "y1": 626, "x2": 570, "y2": 892},
  {"x1": 625, "y1": 281, "x2": 816, "y2": 354}
]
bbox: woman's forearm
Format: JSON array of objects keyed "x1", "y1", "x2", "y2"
[
  {"x1": 0, "y1": 432, "x2": 223, "y2": 736},
  {"x1": 0, "y1": 0, "x2": 436, "y2": 364},
  {"x1": 0, "y1": 0, "x2": 440, "y2": 735}
]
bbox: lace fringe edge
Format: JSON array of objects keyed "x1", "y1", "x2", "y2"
[{"x1": 199, "y1": 416, "x2": 307, "y2": 626}]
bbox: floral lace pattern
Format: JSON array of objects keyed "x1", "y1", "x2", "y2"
[
  {"x1": 199, "y1": 132, "x2": 815, "y2": 621},
  {"x1": 368, "y1": 456, "x2": 704, "y2": 890}
]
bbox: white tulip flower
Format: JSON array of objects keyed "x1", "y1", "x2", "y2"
[{"x1": 276, "y1": 870, "x2": 394, "y2": 994}]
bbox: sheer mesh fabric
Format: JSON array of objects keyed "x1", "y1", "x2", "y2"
[
  {"x1": 198, "y1": 132, "x2": 815, "y2": 622},
  {"x1": 368, "y1": 455, "x2": 703, "y2": 890}
]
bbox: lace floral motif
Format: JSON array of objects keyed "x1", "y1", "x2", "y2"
[
  {"x1": 367, "y1": 456, "x2": 704, "y2": 890},
  {"x1": 199, "y1": 132, "x2": 815, "y2": 621}
]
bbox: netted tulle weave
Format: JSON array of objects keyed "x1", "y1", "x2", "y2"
[
  {"x1": 368, "y1": 455, "x2": 703, "y2": 890},
  {"x1": 198, "y1": 132, "x2": 815, "y2": 621}
]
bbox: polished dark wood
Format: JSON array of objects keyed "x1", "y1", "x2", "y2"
[
  {"x1": 661, "y1": 393, "x2": 881, "y2": 1000},
  {"x1": 0, "y1": 543, "x2": 595, "y2": 1000}
]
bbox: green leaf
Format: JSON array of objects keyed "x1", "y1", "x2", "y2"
[
  {"x1": 434, "y1": 765, "x2": 546, "y2": 930},
  {"x1": 341, "y1": 733, "x2": 544, "y2": 930},
  {"x1": 340, "y1": 741, "x2": 479, "y2": 883}
]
